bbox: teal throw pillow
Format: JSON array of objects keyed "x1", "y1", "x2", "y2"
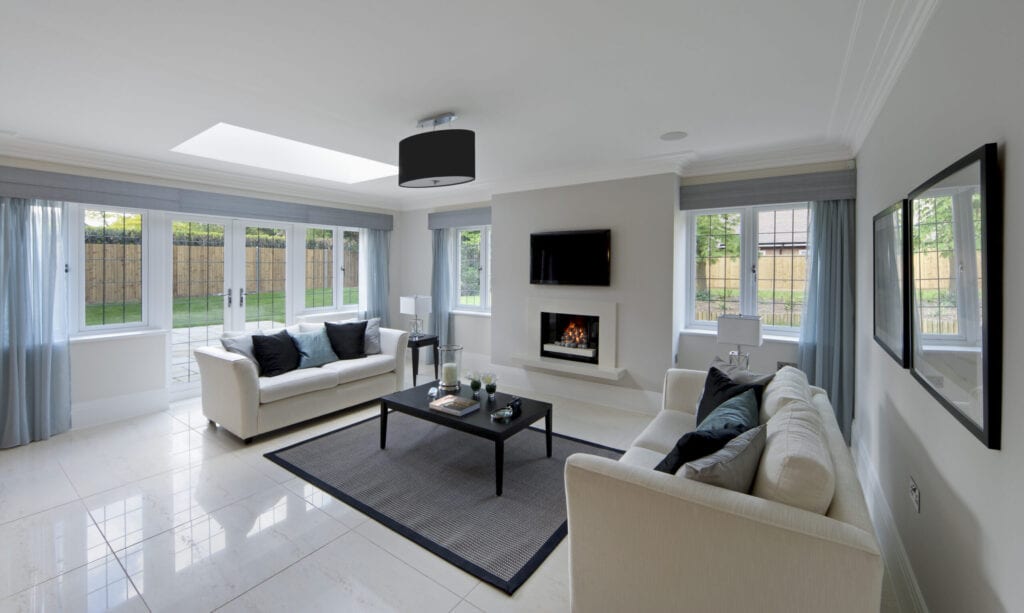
[
  {"x1": 289, "y1": 329, "x2": 338, "y2": 369},
  {"x1": 697, "y1": 388, "x2": 759, "y2": 433}
]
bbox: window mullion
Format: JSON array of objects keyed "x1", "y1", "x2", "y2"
[{"x1": 740, "y1": 207, "x2": 757, "y2": 316}]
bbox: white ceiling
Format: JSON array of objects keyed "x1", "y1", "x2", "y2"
[{"x1": 0, "y1": 0, "x2": 936, "y2": 211}]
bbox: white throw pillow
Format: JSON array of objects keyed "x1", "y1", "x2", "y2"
[
  {"x1": 761, "y1": 366, "x2": 812, "y2": 422},
  {"x1": 751, "y1": 399, "x2": 835, "y2": 515}
]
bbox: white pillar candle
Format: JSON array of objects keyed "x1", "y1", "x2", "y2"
[{"x1": 441, "y1": 362, "x2": 458, "y2": 386}]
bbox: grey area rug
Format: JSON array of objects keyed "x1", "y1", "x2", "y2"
[{"x1": 265, "y1": 412, "x2": 621, "y2": 594}]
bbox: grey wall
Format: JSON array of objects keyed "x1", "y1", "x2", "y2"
[
  {"x1": 490, "y1": 174, "x2": 678, "y2": 392},
  {"x1": 854, "y1": 0, "x2": 1024, "y2": 610}
]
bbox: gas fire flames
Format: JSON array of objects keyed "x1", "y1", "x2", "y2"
[{"x1": 557, "y1": 321, "x2": 588, "y2": 348}]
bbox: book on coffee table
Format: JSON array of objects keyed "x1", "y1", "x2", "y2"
[{"x1": 428, "y1": 395, "x2": 480, "y2": 416}]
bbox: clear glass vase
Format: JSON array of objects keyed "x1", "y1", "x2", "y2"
[{"x1": 437, "y1": 344, "x2": 463, "y2": 393}]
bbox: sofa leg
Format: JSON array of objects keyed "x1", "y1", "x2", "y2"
[{"x1": 208, "y1": 419, "x2": 216, "y2": 427}]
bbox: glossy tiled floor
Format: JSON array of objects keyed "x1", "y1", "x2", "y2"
[{"x1": 0, "y1": 376, "x2": 651, "y2": 613}]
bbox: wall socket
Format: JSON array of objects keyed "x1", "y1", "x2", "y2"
[{"x1": 909, "y1": 476, "x2": 921, "y2": 513}]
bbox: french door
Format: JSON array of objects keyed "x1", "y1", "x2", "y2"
[{"x1": 170, "y1": 218, "x2": 290, "y2": 385}]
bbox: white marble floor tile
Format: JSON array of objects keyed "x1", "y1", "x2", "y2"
[
  {"x1": 0, "y1": 437, "x2": 65, "y2": 480},
  {"x1": 0, "y1": 553, "x2": 146, "y2": 613},
  {"x1": 60, "y1": 430, "x2": 231, "y2": 498},
  {"x1": 0, "y1": 464, "x2": 80, "y2": 525},
  {"x1": 115, "y1": 486, "x2": 345, "y2": 612},
  {"x1": 84, "y1": 453, "x2": 278, "y2": 551},
  {"x1": 355, "y1": 519, "x2": 481, "y2": 598},
  {"x1": 0, "y1": 501, "x2": 111, "y2": 599},
  {"x1": 217, "y1": 530, "x2": 462, "y2": 613},
  {"x1": 280, "y1": 477, "x2": 370, "y2": 529},
  {"x1": 463, "y1": 541, "x2": 571, "y2": 613},
  {"x1": 450, "y1": 599, "x2": 485, "y2": 613}
]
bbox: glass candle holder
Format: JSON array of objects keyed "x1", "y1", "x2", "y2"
[
  {"x1": 468, "y1": 371, "x2": 482, "y2": 398},
  {"x1": 437, "y1": 345, "x2": 463, "y2": 393},
  {"x1": 482, "y1": 372, "x2": 498, "y2": 402}
]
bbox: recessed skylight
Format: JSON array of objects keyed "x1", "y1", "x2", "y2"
[{"x1": 172, "y1": 123, "x2": 397, "y2": 184}]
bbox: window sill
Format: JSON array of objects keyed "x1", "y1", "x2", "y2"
[
  {"x1": 679, "y1": 327, "x2": 800, "y2": 344},
  {"x1": 71, "y1": 328, "x2": 167, "y2": 344},
  {"x1": 451, "y1": 310, "x2": 491, "y2": 318}
]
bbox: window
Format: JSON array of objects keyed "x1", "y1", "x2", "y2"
[
  {"x1": 342, "y1": 230, "x2": 360, "y2": 306},
  {"x1": 305, "y1": 228, "x2": 334, "y2": 309},
  {"x1": 456, "y1": 226, "x2": 491, "y2": 311},
  {"x1": 688, "y1": 203, "x2": 810, "y2": 332},
  {"x1": 82, "y1": 207, "x2": 145, "y2": 328}
]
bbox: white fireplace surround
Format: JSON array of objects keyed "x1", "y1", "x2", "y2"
[{"x1": 516, "y1": 297, "x2": 625, "y2": 380}]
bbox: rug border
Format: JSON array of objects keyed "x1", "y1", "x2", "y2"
[{"x1": 263, "y1": 411, "x2": 622, "y2": 595}]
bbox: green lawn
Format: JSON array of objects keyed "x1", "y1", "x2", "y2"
[
  {"x1": 458, "y1": 294, "x2": 481, "y2": 307},
  {"x1": 85, "y1": 287, "x2": 360, "y2": 327}
]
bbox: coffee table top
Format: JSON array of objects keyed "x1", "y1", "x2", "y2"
[{"x1": 381, "y1": 383, "x2": 552, "y2": 441}]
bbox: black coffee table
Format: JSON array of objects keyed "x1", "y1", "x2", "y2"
[{"x1": 379, "y1": 383, "x2": 553, "y2": 496}]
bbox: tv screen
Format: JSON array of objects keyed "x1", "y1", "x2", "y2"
[{"x1": 530, "y1": 229, "x2": 611, "y2": 286}]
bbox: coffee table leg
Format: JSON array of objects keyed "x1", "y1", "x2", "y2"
[
  {"x1": 380, "y1": 402, "x2": 388, "y2": 449},
  {"x1": 545, "y1": 409, "x2": 553, "y2": 458},
  {"x1": 495, "y1": 440, "x2": 504, "y2": 496},
  {"x1": 433, "y1": 342, "x2": 439, "y2": 381}
]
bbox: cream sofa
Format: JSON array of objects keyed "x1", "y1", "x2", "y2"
[
  {"x1": 194, "y1": 326, "x2": 408, "y2": 442},
  {"x1": 564, "y1": 368, "x2": 882, "y2": 613}
]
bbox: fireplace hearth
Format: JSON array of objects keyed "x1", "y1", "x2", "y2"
[{"x1": 540, "y1": 312, "x2": 599, "y2": 364}]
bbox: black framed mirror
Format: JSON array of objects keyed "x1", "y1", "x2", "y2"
[
  {"x1": 907, "y1": 143, "x2": 1001, "y2": 449},
  {"x1": 873, "y1": 200, "x2": 909, "y2": 366}
]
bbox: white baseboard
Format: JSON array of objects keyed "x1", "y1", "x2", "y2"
[
  {"x1": 72, "y1": 388, "x2": 169, "y2": 430},
  {"x1": 852, "y1": 435, "x2": 929, "y2": 613}
]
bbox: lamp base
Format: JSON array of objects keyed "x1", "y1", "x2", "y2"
[
  {"x1": 409, "y1": 318, "x2": 424, "y2": 338},
  {"x1": 728, "y1": 350, "x2": 751, "y2": 370}
]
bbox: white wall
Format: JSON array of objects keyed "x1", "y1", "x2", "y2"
[
  {"x1": 490, "y1": 174, "x2": 678, "y2": 394},
  {"x1": 70, "y1": 331, "x2": 168, "y2": 428},
  {"x1": 854, "y1": 1, "x2": 1024, "y2": 610}
]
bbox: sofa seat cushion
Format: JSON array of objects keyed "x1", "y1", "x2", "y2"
[
  {"x1": 752, "y1": 398, "x2": 836, "y2": 514},
  {"x1": 619, "y1": 446, "x2": 667, "y2": 469},
  {"x1": 632, "y1": 410, "x2": 697, "y2": 455},
  {"x1": 258, "y1": 367, "x2": 338, "y2": 404},
  {"x1": 321, "y1": 354, "x2": 396, "y2": 385}
]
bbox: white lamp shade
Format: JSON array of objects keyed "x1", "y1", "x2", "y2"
[
  {"x1": 717, "y1": 315, "x2": 763, "y2": 347},
  {"x1": 400, "y1": 295, "x2": 432, "y2": 317}
]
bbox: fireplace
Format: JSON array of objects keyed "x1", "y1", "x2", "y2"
[{"x1": 540, "y1": 312, "x2": 600, "y2": 364}]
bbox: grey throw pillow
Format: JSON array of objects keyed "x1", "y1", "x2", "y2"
[
  {"x1": 363, "y1": 317, "x2": 382, "y2": 355},
  {"x1": 221, "y1": 333, "x2": 259, "y2": 363},
  {"x1": 681, "y1": 425, "x2": 767, "y2": 493}
]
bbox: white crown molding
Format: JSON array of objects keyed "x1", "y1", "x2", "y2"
[
  {"x1": 0, "y1": 136, "x2": 403, "y2": 212},
  {"x1": 679, "y1": 141, "x2": 855, "y2": 179},
  {"x1": 831, "y1": 0, "x2": 941, "y2": 153}
]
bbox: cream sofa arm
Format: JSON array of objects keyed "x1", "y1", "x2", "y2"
[
  {"x1": 379, "y1": 328, "x2": 409, "y2": 389},
  {"x1": 662, "y1": 368, "x2": 706, "y2": 414},
  {"x1": 194, "y1": 347, "x2": 260, "y2": 441},
  {"x1": 564, "y1": 454, "x2": 882, "y2": 613}
]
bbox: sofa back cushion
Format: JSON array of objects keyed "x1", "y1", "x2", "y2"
[
  {"x1": 252, "y1": 330, "x2": 301, "y2": 377},
  {"x1": 751, "y1": 398, "x2": 836, "y2": 514},
  {"x1": 761, "y1": 366, "x2": 813, "y2": 422},
  {"x1": 325, "y1": 320, "x2": 368, "y2": 359}
]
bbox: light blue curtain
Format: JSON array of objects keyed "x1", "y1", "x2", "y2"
[
  {"x1": 364, "y1": 228, "x2": 391, "y2": 326},
  {"x1": 431, "y1": 228, "x2": 455, "y2": 345},
  {"x1": 1, "y1": 198, "x2": 71, "y2": 448},
  {"x1": 798, "y1": 199, "x2": 855, "y2": 444}
]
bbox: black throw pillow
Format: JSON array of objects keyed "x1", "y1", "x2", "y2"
[
  {"x1": 251, "y1": 330, "x2": 300, "y2": 377},
  {"x1": 695, "y1": 367, "x2": 766, "y2": 426},
  {"x1": 654, "y1": 426, "x2": 745, "y2": 474},
  {"x1": 325, "y1": 320, "x2": 368, "y2": 360}
]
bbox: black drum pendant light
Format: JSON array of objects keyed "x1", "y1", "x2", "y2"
[{"x1": 398, "y1": 112, "x2": 475, "y2": 188}]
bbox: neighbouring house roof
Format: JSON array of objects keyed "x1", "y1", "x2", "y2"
[{"x1": 758, "y1": 208, "x2": 809, "y2": 248}]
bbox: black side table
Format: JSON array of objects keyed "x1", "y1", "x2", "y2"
[{"x1": 407, "y1": 334, "x2": 439, "y2": 386}]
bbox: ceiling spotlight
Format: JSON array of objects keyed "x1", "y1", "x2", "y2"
[
  {"x1": 660, "y1": 131, "x2": 688, "y2": 142},
  {"x1": 399, "y1": 112, "x2": 476, "y2": 188}
]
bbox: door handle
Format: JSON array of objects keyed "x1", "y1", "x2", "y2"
[
  {"x1": 215, "y1": 288, "x2": 232, "y2": 307},
  {"x1": 239, "y1": 288, "x2": 246, "y2": 307}
]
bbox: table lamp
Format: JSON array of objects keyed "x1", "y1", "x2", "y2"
[
  {"x1": 717, "y1": 315, "x2": 763, "y2": 370},
  {"x1": 400, "y1": 295, "x2": 432, "y2": 338}
]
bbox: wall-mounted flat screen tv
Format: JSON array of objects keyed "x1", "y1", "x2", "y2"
[{"x1": 530, "y1": 229, "x2": 611, "y2": 286}]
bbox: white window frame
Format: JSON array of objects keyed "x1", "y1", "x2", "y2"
[
  {"x1": 294, "y1": 225, "x2": 365, "y2": 316},
  {"x1": 454, "y1": 225, "x2": 491, "y2": 313},
  {"x1": 73, "y1": 202, "x2": 152, "y2": 335},
  {"x1": 685, "y1": 203, "x2": 809, "y2": 337}
]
